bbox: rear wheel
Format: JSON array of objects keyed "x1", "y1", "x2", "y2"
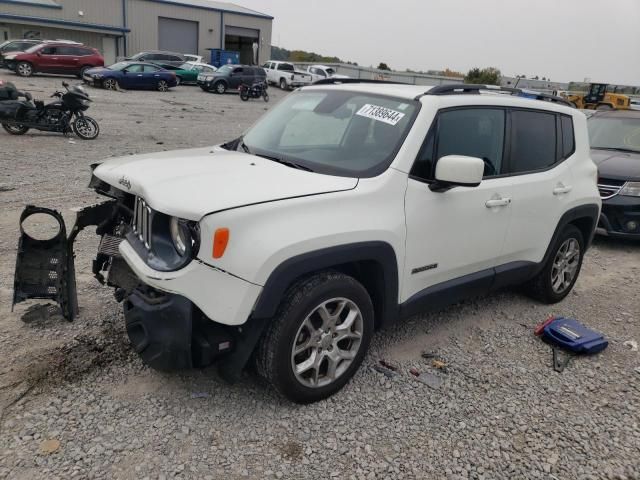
[
  {"x1": 524, "y1": 225, "x2": 584, "y2": 303},
  {"x1": 103, "y1": 78, "x2": 118, "y2": 90},
  {"x1": 279, "y1": 78, "x2": 288, "y2": 90},
  {"x1": 240, "y1": 89, "x2": 249, "y2": 101},
  {"x1": 214, "y1": 81, "x2": 227, "y2": 94},
  {"x1": 175, "y1": 76, "x2": 182, "y2": 86},
  {"x1": 157, "y1": 80, "x2": 169, "y2": 92},
  {"x1": 256, "y1": 271, "x2": 374, "y2": 404},
  {"x1": 16, "y1": 62, "x2": 33, "y2": 77},
  {"x1": 263, "y1": 92, "x2": 269, "y2": 102},
  {"x1": 72, "y1": 116, "x2": 99, "y2": 140},
  {"x1": 596, "y1": 103, "x2": 613, "y2": 110},
  {"x1": 2, "y1": 123, "x2": 29, "y2": 135}
]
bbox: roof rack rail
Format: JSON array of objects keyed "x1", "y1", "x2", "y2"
[
  {"x1": 419, "y1": 83, "x2": 573, "y2": 107},
  {"x1": 312, "y1": 78, "x2": 408, "y2": 86}
]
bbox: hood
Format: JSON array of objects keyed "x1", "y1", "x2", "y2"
[
  {"x1": 3, "y1": 51, "x2": 27, "y2": 59},
  {"x1": 93, "y1": 146, "x2": 358, "y2": 221},
  {"x1": 86, "y1": 66, "x2": 110, "y2": 74},
  {"x1": 591, "y1": 148, "x2": 640, "y2": 181}
]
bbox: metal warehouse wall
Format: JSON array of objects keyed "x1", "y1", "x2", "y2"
[
  {"x1": 0, "y1": 23, "x2": 110, "y2": 50},
  {"x1": 126, "y1": 0, "x2": 221, "y2": 58},
  {"x1": 0, "y1": 0, "x2": 123, "y2": 29}
]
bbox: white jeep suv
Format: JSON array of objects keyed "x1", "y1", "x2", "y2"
[{"x1": 13, "y1": 81, "x2": 601, "y2": 403}]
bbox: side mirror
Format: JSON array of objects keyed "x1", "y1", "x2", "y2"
[{"x1": 431, "y1": 155, "x2": 484, "y2": 192}]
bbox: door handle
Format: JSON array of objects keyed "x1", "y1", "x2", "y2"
[
  {"x1": 137, "y1": 74, "x2": 143, "y2": 77},
  {"x1": 485, "y1": 197, "x2": 512, "y2": 208},
  {"x1": 553, "y1": 183, "x2": 573, "y2": 195}
]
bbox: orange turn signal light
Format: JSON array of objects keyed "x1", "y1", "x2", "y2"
[{"x1": 212, "y1": 228, "x2": 230, "y2": 259}]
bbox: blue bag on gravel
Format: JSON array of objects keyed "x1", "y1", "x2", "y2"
[{"x1": 542, "y1": 317, "x2": 608, "y2": 354}]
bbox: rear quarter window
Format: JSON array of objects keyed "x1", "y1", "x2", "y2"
[
  {"x1": 508, "y1": 110, "x2": 557, "y2": 174},
  {"x1": 560, "y1": 115, "x2": 575, "y2": 158}
]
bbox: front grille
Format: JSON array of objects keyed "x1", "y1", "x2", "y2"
[
  {"x1": 597, "y1": 177, "x2": 626, "y2": 199},
  {"x1": 132, "y1": 197, "x2": 152, "y2": 249}
]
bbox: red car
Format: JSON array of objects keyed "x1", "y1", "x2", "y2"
[{"x1": 4, "y1": 42, "x2": 104, "y2": 78}]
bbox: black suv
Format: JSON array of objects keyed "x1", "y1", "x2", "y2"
[
  {"x1": 126, "y1": 51, "x2": 185, "y2": 67},
  {"x1": 0, "y1": 39, "x2": 41, "y2": 68},
  {"x1": 197, "y1": 65, "x2": 266, "y2": 94},
  {"x1": 589, "y1": 110, "x2": 640, "y2": 239}
]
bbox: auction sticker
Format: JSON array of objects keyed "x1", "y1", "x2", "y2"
[{"x1": 356, "y1": 104, "x2": 405, "y2": 126}]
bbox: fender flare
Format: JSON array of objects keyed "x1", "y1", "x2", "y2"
[
  {"x1": 252, "y1": 241, "x2": 400, "y2": 327},
  {"x1": 536, "y1": 203, "x2": 600, "y2": 275}
]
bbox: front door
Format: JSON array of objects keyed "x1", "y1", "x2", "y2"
[
  {"x1": 403, "y1": 107, "x2": 512, "y2": 302},
  {"x1": 36, "y1": 46, "x2": 59, "y2": 72},
  {"x1": 121, "y1": 63, "x2": 143, "y2": 88}
]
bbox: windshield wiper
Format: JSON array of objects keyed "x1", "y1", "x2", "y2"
[
  {"x1": 592, "y1": 146, "x2": 640, "y2": 154},
  {"x1": 255, "y1": 153, "x2": 314, "y2": 172}
]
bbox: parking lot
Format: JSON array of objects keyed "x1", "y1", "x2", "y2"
[{"x1": 0, "y1": 75, "x2": 639, "y2": 480}]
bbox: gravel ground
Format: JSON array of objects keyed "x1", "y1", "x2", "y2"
[{"x1": 1, "y1": 75, "x2": 639, "y2": 480}]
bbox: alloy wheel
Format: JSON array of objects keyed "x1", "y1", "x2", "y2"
[
  {"x1": 551, "y1": 238, "x2": 580, "y2": 294},
  {"x1": 215, "y1": 82, "x2": 226, "y2": 94},
  {"x1": 291, "y1": 298, "x2": 363, "y2": 388},
  {"x1": 17, "y1": 63, "x2": 32, "y2": 77},
  {"x1": 158, "y1": 80, "x2": 169, "y2": 92},
  {"x1": 104, "y1": 79, "x2": 117, "y2": 90}
]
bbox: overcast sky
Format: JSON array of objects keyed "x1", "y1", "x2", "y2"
[{"x1": 238, "y1": 0, "x2": 640, "y2": 84}]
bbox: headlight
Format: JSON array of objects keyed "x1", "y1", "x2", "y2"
[
  {"x1": 4, "y1": 54, "x2": 16, "y2": 60},
  {"x1": 620, "y1": 182, "x2": 640, "y2": 197},
  {"x1": 170, "y1": 217, "x2": 189, "y2": 256},
  {"x1": 93, "y1": 74, "x2": 103, "y2": 79}
]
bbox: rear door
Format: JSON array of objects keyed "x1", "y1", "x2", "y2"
[
  {"x1": 229, "y1": 67, "x2": 244, "y2": 89},
  {"x1": 142, "y1": 64, "x2": 162, "y2": 88},
  {"x1": 500, "y1": 109, "x2": 575, "y2": 265}
]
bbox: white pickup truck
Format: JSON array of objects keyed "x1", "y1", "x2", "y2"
[
  {"x1": 306, "y1": 65, "x2": 349, "y2": 83},
  {"x1": 263, "y1": 60, "x2": 312, "y2": 90}
]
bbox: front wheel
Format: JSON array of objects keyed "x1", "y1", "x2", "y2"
[
  {"x1": 103, "y1": 78, "x2": 118, "y2": 90},
  {"x1": 524, "y1": 224, "x2": 584, "y2": 303},
  {"x1": 256, "y1": 271, "x2": 374, "y2": 404},
  {"x1": 16, "y1": 62, "x2": 33, "y2": 77},
  {"x1": 263, "y1": 92, "x2": 270, "y2": 102},
  {"x1": 2, "y1": 123, "x2": 30, "y2": 135},
  {"x1": 214, "y1": 81, "x2": 227, "y2": 94},
  {"x1": 72, "y1": 116, "x2": 100, "y2": 140}
]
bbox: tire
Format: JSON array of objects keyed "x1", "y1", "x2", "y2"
[
  {"x1": 175, "y1": 76, "x2": 181, "y2": 86},
  {"x1": 2, "y1": 123, "x2": 30, "y2": 135},
  {"x1": 256, "y1": 271, "x2": 374, "y2": 404},
  {"x1": 103, "y1": 78, "x2": 118, "y2": 90},
  {"x1": 596, "y1": 103, "x2": 613, "y2": 110},
  {"x1": 240, "y1": 90, "x2": 249, "y2": 101},
  {"x1": 279, "y1": 78, "x2": 288, "y2": 90},
  {"x1": 72, "y1": 116, "x2": 100, "y2": 140},
  {"x1": 78, "y1": 66, "x2": 91, "y2": 79},
  {"x1": 200, "y1": 86, "x2": 209, "y2": 92},
  {"x1": 16, "y1": 61, "x2": 33, "y2": 77},
  {"x1": 524, "y1": 225, "x2": 584, "y2": 304},
  {"x1": 263, "y1": 92, "x2": 269, "y2": 102},
  {"x1": 157, "y1": 80, "x2": 169, "y2": 92},
  {"x1": 214, "y1": 81, "x2": 227, "y2": 94}
]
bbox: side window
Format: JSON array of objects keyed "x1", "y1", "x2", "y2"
[
  {"x1": 126, "y1": 64, "x2": 143, "y2": 73},
  {"x1": 508, "y1": 110, "x2": 557, "y2": 173},
  {"x1": 411, "y1": 108, "x2": 505, "y2": 180},
  {"x1": 232, "y1": 67, "x2": 243, "y2": 74},
  {"x1": 40, "y1": 47, "x2": 56, "y2": 55},
  {"x1": 560, "y1": 115, "x2": 575, "y2": 159},
  {"x1": 143, "y1": 65, "x2": 159, "y2": 72}
]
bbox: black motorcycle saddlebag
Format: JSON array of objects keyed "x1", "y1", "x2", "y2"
[
  {"x1": 0, "y1": 100, "x2": 23, "y2": 120},
  {"x1": 0, "y1": 82, "x2": 19, "y2": 100}
]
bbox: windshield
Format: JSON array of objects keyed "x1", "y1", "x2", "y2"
[
  {"x1": 242, "y1": 90, "x2": 419, "y2": 177},
  {"x1": 108, "y1": 62, "x2": 129, "y2": 71},
  {"x1": 588, "y1": 115, "x2": 640, "y2": 153}
]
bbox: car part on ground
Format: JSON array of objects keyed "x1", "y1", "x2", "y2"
[
  {"x1": 12, "y1": 81, "x2": 601, "y2": 403},
  {"x1": 0, "y1": 81, "x2": 99, "y2": 139}
]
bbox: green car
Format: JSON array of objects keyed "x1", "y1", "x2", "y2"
[{"x1": 161, "y1": 62, "x2": 217, "y2": 86}]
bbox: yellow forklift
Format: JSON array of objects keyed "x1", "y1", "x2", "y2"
[{"x1": 562, "y1": 83, "x2": 630, "y2": 110}]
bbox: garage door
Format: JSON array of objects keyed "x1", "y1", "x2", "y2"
[{"x1": 158, "y1": 17, "x2": 198, "y2": 54}]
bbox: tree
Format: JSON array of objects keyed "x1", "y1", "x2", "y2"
[
  {"x1": 442, "y1": 68, "x2": 464, "y2": 78},
  {"x1": 464, "y1": 67, "x2": 501, "y2": 85},
  {"x1": 377, "y1": 62, "x2": 391, "y2": 71}
]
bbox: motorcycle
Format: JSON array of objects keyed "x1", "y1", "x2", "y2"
[
  {"x1": 0, "y1": 81, "x2": 99, "y2": 140},
  {"x1": 239, "y1": 81, "x2": 269, "y2": 102}
]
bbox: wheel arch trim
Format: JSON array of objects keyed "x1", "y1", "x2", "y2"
[{"x1": 251, "y1": 241, "x2": 399, "y2": 328}]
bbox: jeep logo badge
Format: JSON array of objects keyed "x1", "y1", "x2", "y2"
[{"x1": 118, "y1": 176, "x2": 131, "y2": 190}]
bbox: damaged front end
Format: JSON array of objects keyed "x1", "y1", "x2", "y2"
[
  {"x1": 12, "y1": 172, "x2": 256, "y2": 379},
  {"x1": 13, "y1": 175, "x2": 136, "y2": 321}
]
